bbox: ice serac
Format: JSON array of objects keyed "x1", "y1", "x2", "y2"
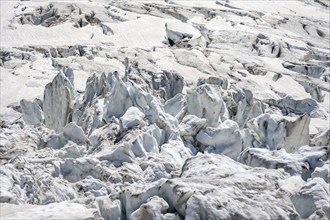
[
  {"x1": 253, "y1": 34, "x2": 282, "y2": 58},
  {"x1": 97, "y1": 142, "x2": 135, "y2": 167},
  {"x1": 145, "y1": 97, "x2": 179, "y2": 135},
  {"x1": 20, "y1": 98, "x2": 44, "y2": 125},
  {"x1": 283, "y1": 62, "x2": 326, "y2": 79},
  {"x1": 0, "y1": 161, "x2": 76, "y2": 205},
  {"x1": 226, "y1": 86, "x2": 262, "y2": 128},
  {"x1": 239, "y1": 146, "x2": 329, "y2": 180},
  {"x1": 311, "y1": 163, "x2": 330, "y2": 183},
  {"x1": 311, "y1": 129, "x2": 330, "y2": 146},
  {"x1": 187, "y1": 84, "x2": 227, "y2": 127},
  {"x1": 160, "y1": 138, "x2": 192, "y2": 170},
  {"x1": 196, "y1": 120, "x2": 242, "y2": 160},
  {"x1": 60, "y1": 157, "x2": 103, "y2": 183},
  {"x1": 71, "y1": 73, "x2": 107, "y2": 135},
  {"x1": 72, "y1": 98, "x2": 104, "y2": 136},
  {"x1": 43, "y1": 68, "x2": 74, "y2": 133},
  {"x1": 165, "y1": 22, "x2": 204, "y2": 48},
  {"x1": 103, "y1": 72, "x2": 133, "y2": 122},
  {"x1": 266, "y1": 95, "x2": 326, "y2": 117},
  {"x1": 164, "y1": 93, "x2": 186, "y2": 118},
  {"x1": 178, "y1": 114, "x2": 207, "y2": 137},
  {"x1": 129, "y1": 196, "x2": 171, "y2": 220},
  {"x1": 62, "y1": 122, "x2": 88, "y2": 145},
  {"x1": 197, "y1": 76, "x2": 228, "y2": 90},
  {"x1": 151, "y1": 70, "x2": 184, "y2": 101},
  {"x1": 47, "y1": 122, "x2": 87, "y2": 149},
  {"x1": 180, "y1": 154, "x2": 300, "y2": 219},
  {"x1": 116, "y1": 154, "x2": 300, "y2": 219},
  {"x1": 291, "y1": 178, "x2": 330, "y2": 219},
  {"x1": 96, "y1": 197, "x2": 121, "y2": 220},
  {"x1": 120, "y1": 106, "x2": 145, "y2": 130},
  {"x1": 132, "y1": 124, "x2": 165, "y2": 157},
  {"x1": 83, "y1": 73, "x2": 107, "y2": 104},
  {"x1": 246, "y1": 113, "x2": 310, "y2": 152}
]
